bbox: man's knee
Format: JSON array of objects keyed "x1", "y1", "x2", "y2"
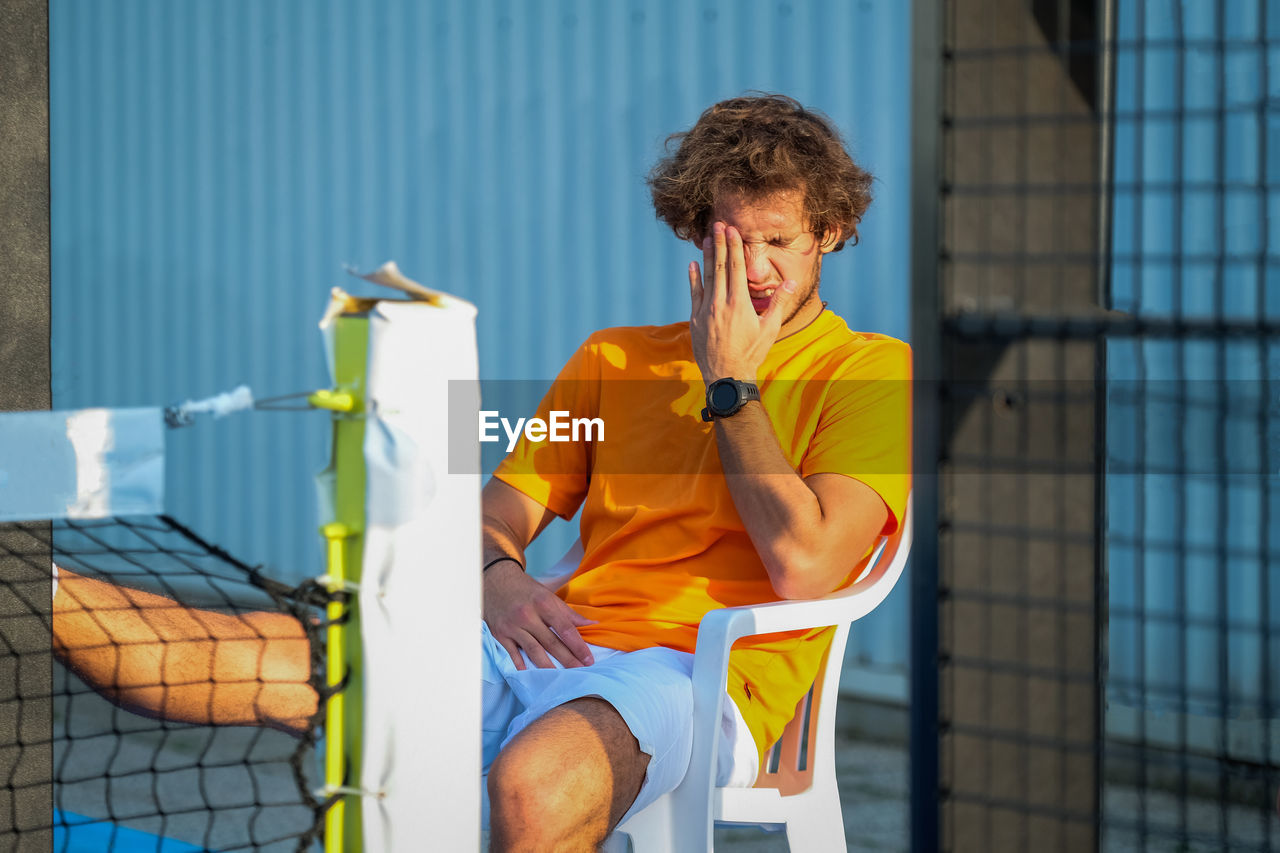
[
  {"x1": 488, "y1": 698, "x2": 648, "y2": 849},
  {"x1": 487, "y1": 745, "x2": 552, "y2": 844},
  {"x1": 488, "y1": 724, "x2": 606, "y2": 850}
]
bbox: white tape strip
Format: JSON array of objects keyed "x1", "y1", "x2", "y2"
[{"x1": 0, "y1": 408, "x2": 164, "y2": 522}]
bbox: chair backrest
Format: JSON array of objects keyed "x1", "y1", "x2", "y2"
[
  {"x1": 752, "y1": 499, "x2": 914, "y2": 796},
  {"x1": 753, "y1": 638, "x2": 840, "y2": 795}
]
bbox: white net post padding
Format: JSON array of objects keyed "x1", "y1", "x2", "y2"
[
  {"x1": 357, "y1": 298, "x2": 481, "y2": 850},
  {"x1": 0, "y1": 408, "x2": 164, "y2": 522}
]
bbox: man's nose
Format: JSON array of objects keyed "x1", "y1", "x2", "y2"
[{"x1": 743, "y1": 244, "x2": 771, "y2": 281}]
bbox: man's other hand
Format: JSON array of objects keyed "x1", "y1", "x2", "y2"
[{"x1": 483, "y1": 560, "x2": 596, "y2": 670}]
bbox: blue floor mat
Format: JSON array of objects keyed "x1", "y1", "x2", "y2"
[{"x1": 54, "y1": 811, "x2": 209, "y2": 852}]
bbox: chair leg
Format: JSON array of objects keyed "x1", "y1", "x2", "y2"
[
  {"x1": 781, "y1": 792, "x2": 847, "y2": 853},
  {"x1": 601, "y1": 832, "x2": 631, "y2": 853},
  {"x1": 783, "y1": 820, "x2": 847, "y2": 853},
  {"x1": 607, "y1": 792, "x2": 691, "y2": 853}
]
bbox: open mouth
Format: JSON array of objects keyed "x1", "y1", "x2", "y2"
[{"x1": 749, "y1": 287, "x2": 775, "y2": 312}]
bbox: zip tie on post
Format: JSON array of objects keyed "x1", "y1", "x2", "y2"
[
  {"x1": 314, "y1": 574, "x2": 360, "y2": 594},
  {"x1": 313, "y1": 784, "x2": 386, "y2": 801},
  {"x1": 164, "y1": 385, "x2": 255, "y2": 429}
]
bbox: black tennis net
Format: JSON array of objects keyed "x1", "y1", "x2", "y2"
[{"x1": 1, "y1": 515, "x2": 335, "y2": 852}]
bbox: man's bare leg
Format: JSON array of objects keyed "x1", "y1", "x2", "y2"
[
  {"x1": 488, "y1": 697, "x2": 650, "y2": 852},
  {"x1": 52, "y1": 567, "x2": 315, "y2": 734}
]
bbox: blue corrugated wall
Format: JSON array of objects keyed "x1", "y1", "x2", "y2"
[{"x1": 50, "y1": 1, "x2": 914, "y2": 686}]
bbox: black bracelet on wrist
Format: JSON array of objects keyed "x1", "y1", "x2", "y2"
[{"x1": 483, "y1": 556, "x2": 525, "y2": 573}]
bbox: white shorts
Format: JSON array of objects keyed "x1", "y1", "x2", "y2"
[{"x1": 480, "y1": 623, "x2": 759, "y2": 826}]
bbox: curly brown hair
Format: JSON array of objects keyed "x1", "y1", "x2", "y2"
[{"x1": 647, "y1": 94, "x2": 873, "y2": 251}]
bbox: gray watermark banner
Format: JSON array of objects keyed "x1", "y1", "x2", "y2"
[{"x1": 446, "y1": 379, "x2": 1277, "y2": 477}]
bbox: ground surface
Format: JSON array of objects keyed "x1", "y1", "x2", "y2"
[{"x1": 54, "y1": 683, "x2": 1280, "y2": 851}]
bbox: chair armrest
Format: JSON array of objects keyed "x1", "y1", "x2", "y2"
[
  {"x1": 688, "y1": 580, "x2": 900, "y2": 705},
  {"x1": 695, "y1": 499, "x2": 911, "y2": 669}
]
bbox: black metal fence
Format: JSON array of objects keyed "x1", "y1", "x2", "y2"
[{"x1": 912, "y1": 1, "x2": 1280, "y2": 850}]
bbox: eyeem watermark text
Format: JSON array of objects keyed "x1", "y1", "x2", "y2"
[{"x1": 479, "y1": 410, "x2": 605, "y2": 452}]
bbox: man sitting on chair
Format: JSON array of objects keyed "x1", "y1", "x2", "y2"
[{"x1": 52, "y1": 93, "x2": 910, "y2": 852}]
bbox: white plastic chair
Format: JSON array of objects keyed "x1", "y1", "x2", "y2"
[{"x1": 584, "y1": 494, "x2": 914, "y2": 853}]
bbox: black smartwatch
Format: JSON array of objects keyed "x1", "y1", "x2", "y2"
[{"x1": 701, "y1": 378, "x2": 761, "y2": 421}]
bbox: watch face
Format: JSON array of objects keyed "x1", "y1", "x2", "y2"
[{"x1": 710, "y1": 381, "x2": 739, "y2": 412}]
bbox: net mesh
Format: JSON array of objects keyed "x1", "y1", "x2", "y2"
[{"x1": 0, "y1": 515, "x2": 334, "y2": 852}]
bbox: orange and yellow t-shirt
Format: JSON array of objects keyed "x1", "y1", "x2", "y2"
[{"x1": 493, "y1": 309, "x2": 911, "y2": 760}]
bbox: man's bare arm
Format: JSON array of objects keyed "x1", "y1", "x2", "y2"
[
  {"x1": 712, "y1": 406, "x2": 888, "y2": 599},
  {"x1": 52, "y1": 568, "x2": 317, "y2": 736},
  {"x1": 481, "y1": 478, "x2": 595, "y2": 670},
  {"x1": 690, "y1": 221, "x2": 891, "y2": 599}
]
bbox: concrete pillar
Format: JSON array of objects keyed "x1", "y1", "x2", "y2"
[
  {"x1": 0, "y1": 0, "x2": 54, "y2": 847},
  {"x1": 938, "y1": 0, "x2": 1103, "y2": 849}
]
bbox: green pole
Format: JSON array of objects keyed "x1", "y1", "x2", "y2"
[{"x1": 313, "y1": 314, "x2": 368, "y2": 852}]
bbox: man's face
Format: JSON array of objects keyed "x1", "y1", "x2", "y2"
[{"x1": 707, "y1": 188, "x2": 833, "y2": 335}]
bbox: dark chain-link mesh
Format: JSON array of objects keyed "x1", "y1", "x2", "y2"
[{"x1": 0, "y1": 515, "x2": 340, "y2": 852}]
